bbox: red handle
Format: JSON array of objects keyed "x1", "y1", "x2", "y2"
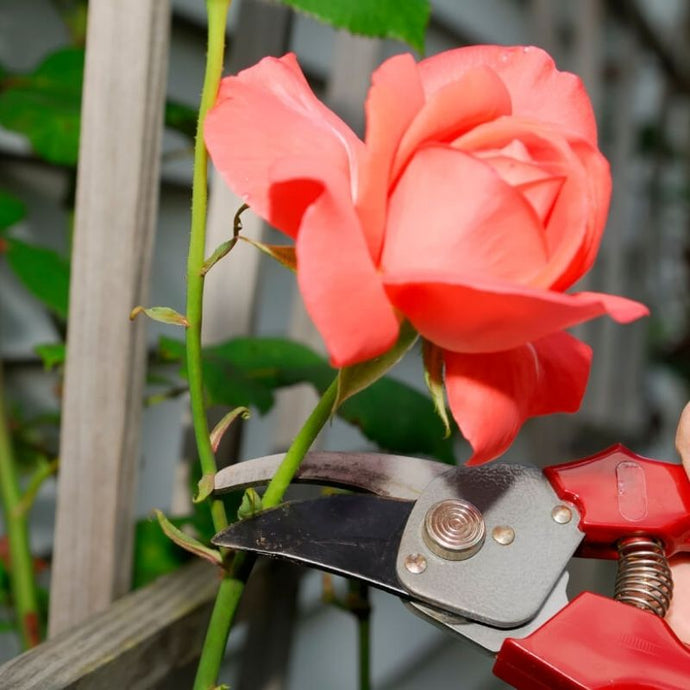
[
  {"x1": 494, "y1": 593, "x2": 690, "y2": 690},
  {"x1": 544, "y1": 445, "x2": 690, "y2": 558}
]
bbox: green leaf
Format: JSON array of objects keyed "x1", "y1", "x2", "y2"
[
  {"x1": 340, "y1": 377, "x2": 455, "y2": 463},
  {"x1": 130, "y1": 306, "x2": 189, "y2": 327},
  {"x1": 335, "y1": 321, "x2": 418, "y2": 409},
  {"x1": 154, "y1": 510, "x2": 223, "y2": 567},
  {"x1": 0, "y1": 190, "x2": 26, "y2": 233},
  {"x1": 422, "y1": 340, "x2": 451, "y2": 438},
  {"x1": 164, "y1": 100, "x2": 198, "y2": 139},
  {"x1": 237, "y1": 488, "x2": 263, "y2": 520},
  {"x1": 278, "y1": 0, "x2": 430, "y2": 53},
  {"x1": 158, "y1": 335, "x2": 455, "y2": 462},
  {"x1": 200, "y1": 238, "x2": 237, "y2": 276},
  {"x1": 5, "y1": 238, "x2": 70, "y2": 318},
  {"x1": 194, "y1": 473, "x2": 216, "y2": 504},
  {"x1": 210, "y1": 406, "x2": 251, "y2": 452},
  {"x1": 34, "y1": 343, "x2": 66, "y2": 370},
  {"x1": 132, "y1": 516, "x2": 191, "y2": 589},
  {"x1": 0, "y1": 48, "x2": 84, "y2": 165},
  {"x1": 240, "y1": 236, "x2": 296, "y2": 272}
]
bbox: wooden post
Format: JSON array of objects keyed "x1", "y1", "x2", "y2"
[{"x1": 49, "y1": 0, "x2": 170, "y2": 636}]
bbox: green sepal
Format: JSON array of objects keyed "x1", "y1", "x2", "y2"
[
  {"x1": 210, "y1": 406, "x2": 251, "y2": 452},
  {"x1": 422, "y1": 340, "x2": 451, "y2": 439},
  {"x1": 335, "y1": 321, "x2": 418, "y2": 411},
  {"x1": 154, "y1": 510, "x2": 222, "y2": 567},
  {"x1": 237, "y1": 488, "x2": 263, "y2": 520}
]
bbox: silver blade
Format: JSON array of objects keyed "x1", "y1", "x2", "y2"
[
  {"x1": 214, "y1": 451, "x2": 448, "y2": 500},
  {"x1": 212, "y1": 494, "x2": 413, "y2": 596}
]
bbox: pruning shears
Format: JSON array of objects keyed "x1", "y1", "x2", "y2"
[{"x1": 212, "y1": 446, "x2": 690, "y2": 689}]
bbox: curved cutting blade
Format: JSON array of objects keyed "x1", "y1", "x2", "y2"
[
  {"x1": 212, "y1": 494, "x2": 413, "y2": 595},
  {"x1": 213, "y1": 451, "x2": 448, "y2": 500}
]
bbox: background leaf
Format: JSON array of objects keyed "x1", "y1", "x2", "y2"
[
  {"x1": 0, "y1": 48, "x2": 84, "y2": 165},
  {"x1": 336, "y1": 321, "x2": 417, "y2": 408},
  {"x1": 34, "y1": 343, "x2": 66, "y2": 370},
  {"x1": 0, "y1": 191, "x2": 26, "y2": 233},
  {"x1": 277, "y1": 0, "x2": 430, "y2": 53},
  {"x1": 158, "y1": 336, "x2": 456, "y2": 462},
  {"x1": 4, "y1": 239, "x2": 70, "y2": 319}
]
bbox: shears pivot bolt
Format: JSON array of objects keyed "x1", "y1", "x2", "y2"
[{"x1": 423, "y1": 499, "x2": 485, "y2": 560}]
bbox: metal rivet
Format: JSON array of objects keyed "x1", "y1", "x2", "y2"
[
  {"x1": 552, "y1": 505, "x2": 573, "y2": 524},
  {"x1": 404, "y1": 553, "x2": 427, "y2": 574},
  {"x1": 492, "y1": 525, "x2": 515, "y2": 545},
  {"x1": 423, "y1": 499, "x2": 485, "y2": 560}
]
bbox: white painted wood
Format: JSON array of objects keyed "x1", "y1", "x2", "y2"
[{"x1": 49, "y1": 0, "x2": 170, "y2": 636}]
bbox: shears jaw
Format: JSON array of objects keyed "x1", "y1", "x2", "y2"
[
  {"x1": 213, "y1": 451, "x2": 449, "y2": 500},
  {"x1": 405, "y1": 571, "x2": 570, "y2": 654}
]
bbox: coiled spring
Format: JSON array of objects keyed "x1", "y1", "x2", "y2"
[{"x1": 614, "y1": 536, "x2": 673, "y2": 617}]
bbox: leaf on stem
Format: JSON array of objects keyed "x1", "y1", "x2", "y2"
[
  {"x1": 194, "y1": 474, "x2": 216, "y2": 504},
  {"x1": 276, "y1": 0, "x2": 430, "y2": 53},
  {"x1": 154, "y1": 510, "x2": 223, "y2": 567},
  {"x1": 13, "y1": 457, "x2": 59, "y2": 519},
  {"x1": 239, "y1": 236, "x2": 296, "y2": 272},
  {"x1": 237, "y1": 487, "x2": 263, "y2": 520},
  {"x1": 209, "y1": 406, "x2": 251, "y2": 453},
  {"x1": 335, "y1": 321, "x2": 418, "y2": 410},
  {"x1": 130, "y1": 306, "x2": 189, "y2": 327},
  {"x1": 200, "y1": 238, "x2": 237, "y2": 276},
  {"x1": 422, "y1": 340, "x2": 451, "y2": 438}
]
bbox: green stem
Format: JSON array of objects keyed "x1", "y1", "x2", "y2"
[
  {"x1": 185, "y1": 0, "x2": 232, "y2": 534},
  {"x1": 0, "y1": 366, "x2": 41, "y2": 648},
  {"x1": 193, "y1": 380, "x2": 338, "y2": 689},
  {"x1": 353, "y1": 583, "x2": 371, "y2": 690}
]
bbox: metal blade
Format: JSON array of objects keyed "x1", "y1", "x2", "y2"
[
  {"x1": 212, "y1": 494, "x2": 413, "y2": 596},
  {"x1": 213, "y1": 451, "x2": 448, "y2": 500}
]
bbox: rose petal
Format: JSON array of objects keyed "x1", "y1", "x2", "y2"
[
  {"x1": 382, "y1": 147, "x2": 548, "y2": 285},
  {"x1": 444, "y1": 332, "x2": 591, "y2": 464},
  {"x1": 357, "y1": 53, "x2": 425, "y2": 263},
  {"x1": 269, "y1": 158, "x2": 400, "y2": 367},
  {"x1": 384, "y1": 275, "x2": 648, "y2": 353},
  {"x1": 479, "y1": 153, "x2": 566, "y2": 224},
  {"x1": 419, "y1": 46, "x2": 598, "y2": 145},
  {"x1": 391, "y1": 66, "x2": 512, "y2": 180},
  {"x1": 456, "y1": 118, "x2": 610, "y2": 290},
  {"x1": 205, "y1": 54, "x2": 364, "y2": 238}
]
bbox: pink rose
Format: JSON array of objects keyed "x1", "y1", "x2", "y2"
[{"x1": 205, "y1": 46, "x2": 648, "y2": 464}]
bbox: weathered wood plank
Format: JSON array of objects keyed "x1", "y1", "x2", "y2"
[
  {"x1": 0, "y1": 561, "x2": 216, "y2": 689},
  {"x1": 49, "y1": 0, "x2": 171, "y2": 636}
]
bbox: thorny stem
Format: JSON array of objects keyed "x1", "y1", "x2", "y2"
[
  {"x1": 185, "y1": 0, "x2": 231, "y2": 535},
  {"x1": 0, "y1": 365, "x2": 41, "y2": 648},
  {"x1": 194, "y1": 380, "x2": 338, "y2": 689}
]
